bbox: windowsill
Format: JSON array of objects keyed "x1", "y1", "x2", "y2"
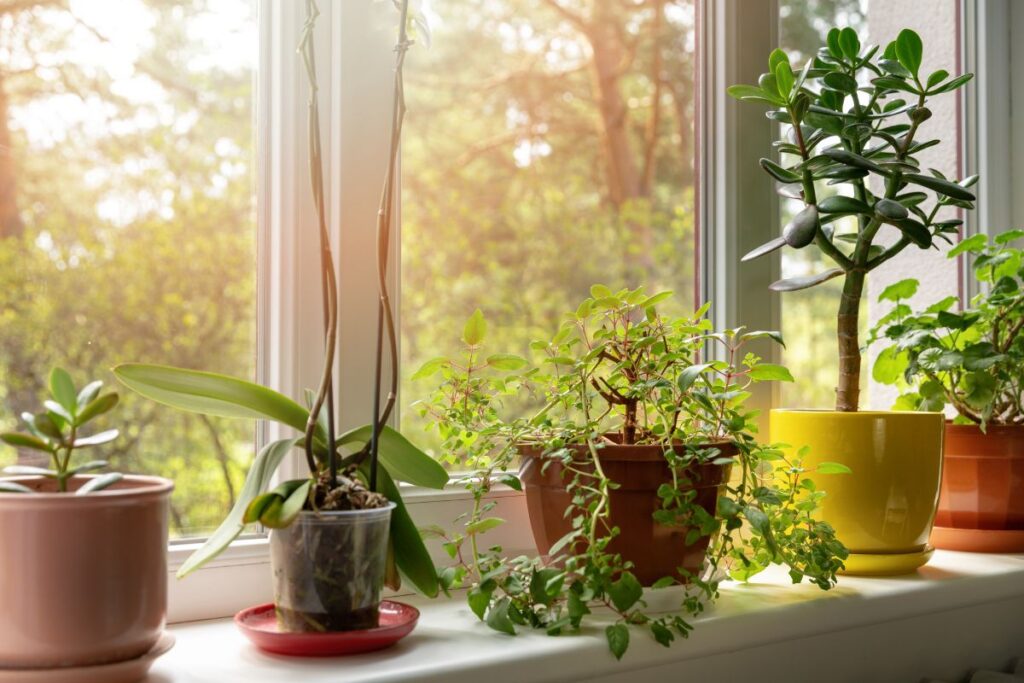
[{"x1": 151, "y1": 550, "x2": 1024, "y2": 682}]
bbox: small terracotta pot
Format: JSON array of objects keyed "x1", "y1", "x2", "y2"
[
  {"x1": 518, "y1": 438, "x2": 734, "y2": 586},
  {"x1": 0, "y1": 474, "x2": 173, "y2": 668},
  {"x1": 932, "y1": 423, "x2": 1024, "y2": 552}
]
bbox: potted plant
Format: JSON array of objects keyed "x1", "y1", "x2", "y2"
[
  {"x1": 0, "y1": 368, "x2": 173, "y2": 670},
  {"x1": 871, "y1": 232, "x2": 1024, "y2": 552},
  {"x1": 113, "y1": 0, "x2": 448, "y2": 640},
  {"x1": 415, "y1": 287, "x2": 847, "y2": 657},
  {"x1": 729, "y1": 27, "x2": 975, "y2": 574}
]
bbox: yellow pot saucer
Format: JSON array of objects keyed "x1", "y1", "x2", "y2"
[{"x1": 839, "y1": 546, "x2": 934, "y2": 576}]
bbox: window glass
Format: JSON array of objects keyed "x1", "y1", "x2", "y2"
[
  {"x1": 401, "y1": 0, "x2": 699, "y2": 456},
  {"x1": 0, "y1": 0, "x2": 258, "y2": 538}
]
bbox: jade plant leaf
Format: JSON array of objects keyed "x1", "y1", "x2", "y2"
[
  {"x1": 49, "y1": 367, "x2": 78, "y2": 418},
  {"x1": 75, "y1": 472, "x2": 123, "y2": 495},
  {"x1": 113, "y1": 364, "x2": 318, "y2": 440},
  {"x1": 177, "y1": 437, "x2": 298, "y2": 578},
  {"x1": 0, "y1": 482, "x2": 33, "y2": 494},
  {"x1": 769, "y1": 269, "x2": 844, "y2": 292},
  {"x1": 0, "y1": 433, "x2": 53, "y2": 453}
]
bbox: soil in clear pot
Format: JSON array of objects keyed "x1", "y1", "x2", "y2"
[{"x1": 270, "y1": 503, "x2": 394, "y2": 632}]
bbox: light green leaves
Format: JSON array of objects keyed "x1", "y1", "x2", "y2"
[
  {"x1": 486, "y1": 354, "x2": 528, "y2": 371},
  {"x1": 872, "y1": 346, "x2": 907, "y2": 385},
  {"x1": 879, "y1": 279, "x2": 919, "y2": 302},
  {"x1": 747, "y1": 364, "x2": 794, "y2": 382},
  {"x1": 114, "y1": 364, "x2": 315, "y2": 437},
  {"x1": 411, "y1": 357, "x2": 449, "y2": 381},
  {"x1": 817, "y1": 462, "x2": 852, "y2": 475},
  {"x1": 949, "y1": 233, "x2": 987, "y2": 257},
  {"x1": 337, "y1": 424, "x2": 448, "y2": 489},
  {"x1": 49, "y1": 368, "x2": 77, "y2": 418},
  {"x1": 244, "y1": 478, "x2": 312, "y2": 529},
  {"x1": 463, "y1": 309, "x2": 487, "y2": 346},
  {"x1": 894, "y1": 29, "x2": 923, "y2": 79}
]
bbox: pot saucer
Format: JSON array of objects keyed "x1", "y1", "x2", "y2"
[
  {"x1": 235, "y1": 600, "x2": 419, "y2": 657},
  {"x1": 840, "y1": 546, "x2": 935, "y2": 576},
  {"x1": 0, "y1": 632, "x2": 175, "y2": 683},
  {"x1": 932, "y1": 526, "x2": 1024, "y2": 553}
]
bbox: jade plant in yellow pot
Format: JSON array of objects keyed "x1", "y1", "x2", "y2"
[{"x1": 729, "y1": 27, "x2": 975, "y2": 574}]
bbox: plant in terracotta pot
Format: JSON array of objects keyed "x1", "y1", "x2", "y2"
[
  {"x1": 729, "y1": 27, "x2": 975, "y2": 574},
  {"x1": 415, "y1": 288, "x2": 847, "y2": 657},
  {"x1": 113, "y1": 0, "x2": 448, "y2": 636},
  {"x1": 0, "y1": 368, "x2": 174, "y2": 670},
  {"x1": 871, "y1": 232, "x2": 1024, "y2": 552}
]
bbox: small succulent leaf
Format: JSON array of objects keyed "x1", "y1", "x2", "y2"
[
  {"x1": 769, "y1": 269, "x2": 845, "y2": 292},
  {"x1": 3, "y1": 465, "x2": 57, "y2": 476},
  {"x1": 741, "y1": 236, "x2": 787, "y2": 262},
  {"x1": 782, "y1": 205, "x2": 819, "y2": 248},
  {"x1": 73, "y1": 429, "x2": 119, "y2": 448},
  {"x1": 76, "y1": 381, "x2": 104, "y2": 411},
  {"x1": 76, "y1": 393, "x2": 119, "y2": 425},
  {"x1": 759, "y1": 158, "x2": 802, "y2": 183},
  {"x1": 838, "y1": 27, "x2": 861, "y2": 59},
  {"x1": 0, "y1": 481, "x2": 33, "y2": 494},
  {"x1": 895, "y1": 29, "x2": 923, "y2": 77},
  {"x1": 874, "y1": 198, "x2": 909, "y2": 221},
  {"x1": 904, "y1": 173, "x2": 976, "y2": 201},
  {"x1": 43, "y1": 400, "x2": 74, "y2": 425},
  {"x1": 0, "y1": 433, "x2": 53, "y2": 453},
  {"x1": 66, "y1": 460, "x2": 109, "y2": 477},
  {"x1": 817, "y1": 195, "x2": 871, "y2": 214},
  {"x1": 49, "y1": 368, "x2": 78, "y2": 417},
  {"x1": 891, "y1": 218, "x2": 932, "y2": 248},
  {"x1": 75, "y1": 472, "x2": 124, "y2": 495}
]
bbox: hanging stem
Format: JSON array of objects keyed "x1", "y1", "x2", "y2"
[
  {"x1": 369, "y1": 0, "x2": 412, "y2": 491},
  {"x1": 300, "y1": 0, "x2": 339, "y2": 477}
]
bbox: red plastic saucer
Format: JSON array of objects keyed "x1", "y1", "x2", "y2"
[{"x1": 235, "y1": 601, "x2": 419, "y2": 657}]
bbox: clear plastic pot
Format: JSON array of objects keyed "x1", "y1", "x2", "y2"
[{"x1": 270, "y1": 503, "x2": 395, "y2": 632}]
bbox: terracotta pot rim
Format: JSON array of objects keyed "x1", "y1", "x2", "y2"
[
  {"x1": 945, "y1": 421, "x2": 1024, "y2": 431},
  {"x1": 770, "y1": 409, "x2": 944, "y2": 417},
  {"x1": 0, "y1": 473, "x2": 173, "y2": 503}
]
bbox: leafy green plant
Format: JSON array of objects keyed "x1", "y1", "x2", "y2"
[
  {"x1": 0, "y1": 367, "x2": 122, "y2": 494},
  {"x1": 112, "y1": 0, "x2": 449, "y2": 596},
  {"x1": 416, "y1": 287, "x2": 848, "y2": 657},
  {"x1": 729, "y1": 27, "x2": 975, "y2": 412},
  {"x1": 870, "y1": 232, "x2": 1024, "y2": 428}
]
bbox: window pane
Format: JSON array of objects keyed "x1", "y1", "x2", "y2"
[
  {"x1": 777, "y1": 1, "x2": 868, "y2": 410},
  {"x1": 401, "y1": 1, "x2": 698, "y2": 455},
  {"x1": 0, "y1": 0, "x2": 258, "y2": 538}
]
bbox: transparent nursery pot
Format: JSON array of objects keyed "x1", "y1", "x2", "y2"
[{"x1": 270, "y1": 503, "x2": 395, "y2": 632}]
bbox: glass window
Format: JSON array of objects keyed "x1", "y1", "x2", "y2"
[
  {"x1": 0, "y1": 0, "x2": 258, "y2": 538},
  {"x1": 400, "y1": 0, "x2": 699, "y2": 455}
]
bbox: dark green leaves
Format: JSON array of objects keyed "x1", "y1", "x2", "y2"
[
  {"x1": 817, "y1": 195, "x2": 871, "y2": 215},
  {"x1": 486, "y1": 597, "x2": 516, "y2": 635},
  {"x1": 838, "y1": 27, "x2": 861, "y2": 60},
  {"x1": 608, "y1": 571, "x2": 643, "y2": 612},
  {"x1": 874, "y1": 198, "x2": 909, "y2": 221},
  {"x1": 894, "y1": 29, "x2": 923, "y2": 78},
  {"x1": 605, "y1": 624, "x2": 630, "y2": 660},
  {"x1": 822, "y1": 72, "x2": 857, "y2": 93},
  {"x1": 741, "y1": 236, "x2": 787, "y2": 263},
  {"x1": 769, "y1": 269, "x2": 844, "y2": 292},
  {"x1": 759, "y1": 158, "x2": 801, "y2": 183},
  {"x1": 783, "y1": 205, "x2": 819, "y2": 248},
  {"x1": 904, "y1": 174, "x2": 976, "y2": 201}
]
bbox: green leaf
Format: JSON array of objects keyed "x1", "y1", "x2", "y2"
[
  {"x1": 926, "y1": 69, "x2": 949, "y2": 89},
  {"x1": 76, "y1": 393, "x2": 119, "y2": 425},
  {"x1": 337, "y1": 424, "x2": 448, "y2": 489},
  {"x1": 466, "y1": 517, "x2": 505, "y2": 535},
  {"x1": 486, "y1": 597, "x2": 516, "y2": 635},
  {"x1": 963, "y1": 343, "x2": 1004, "y2": 371},
  {"x1": 747, "y1": 363, "x2": 794, "y2": 382},
  {"x1": 879, "y1": 278, "x2": 918, "y2": 302},
  {"x1": 463, "y1": 309, "x2": 487, "y2": 346},
  {"x1": 817, "y1": 461, "x2": 853, "y2": 475},
  {"x1": 873, "y1": 346, "x2": 907, "y2": 385},
  {"x1": 741, "y1": 330, "x2": 786, "y2": 348},
  {"x1": 76, "y1": 381, "x2": 103, "y2": 412},
  {"x1": 651, "y1": 622, "x2": 674, "y2": 647},
  {"x1": 251, "y1": 479, "x2": 312, "y2": 529},
  {"x1": 949, "y1": 233, "x2": 987, "y2": 257},
  {"x1": 838, "y1": 27, "x2": 860, "y2": 59},
  {"x1": 875, "y1": 198, "x2": 909, "y2": 221},
  {"x1": 49, "y1": 368, "x2": 77, "y2": 417},
  {"x1": 817, "y1": 195, "x2": 871, "y2": 214},
  {"x1": 608, "y1": 571, "x2": 643, "y2": 612},
  {"x1": 4, "y1": 465, "x2": 57, "y2": 476},
  {"x1": 769, "y1": 269, "x2": 844, "y2": 292},
  {"x1": 741, "y1": 236, "x2": 787, "y2": 262},
  {"x1": 774, "y1": 60, "x2": 794, "y2": 99},
  {"x1": 67, "y1": 460, "x2": 109, "y2": 477},
  {"x1": 75, "y1": 472, "x2": 123, "y2": 495},
  {"x1": 895, "y1": 29, "x2": 923, "y2": 77},
  {"x1": 0, "y1": 433, "x2": 53, "y2": 453},
  {"x1": 73, "y1": 429, "x2": 119, "y2": 448},
  {"x1": 994, "y1": 229, "x2": 1024, "y2": 245},
  {"x1": 177, "y1": 437, "x2": 297, "y2": 577},
  {"x1": 410, "y1": 357, "x2": 449, "y2": 381},
  {"x1": 486, "y1": 354, "x2": 528, "y2": 371},
  {"x1": 823, "y1": 72, "x2": 857, "y2": 93},
  {"x1": 759, "y1": 158, "x2": 801, "y2": 183},
  {"x1": 606, "y1": 624, "x2": 630, "y2": 660},
  {"x1": 871, "y1": 76, "x2": 919, "y2": 94},
  {"x1": 726, "y1": 84, "x2": 781, "y2": 105},
  {"x1": 678, "y1": 363, "x2": 713, "y2": 392},
  {"x1": 44, "y1": 400, "x2": 74, "y2": 425},
  {"x1": 826, "y1": 28, "x2": 842, "y2": 59},
  {"x1": 0, "y1": 481, "x2": 33, "y2": 494},
  {"x1": 375, "y1": 466, "x2": 440, "y2": 597},
  {"x1": 114, "y1": 364, "x2": 315, "y2": 437},
  {"x1": 892, "y1": 218, "x2": 932, "y2": 248},
  {"x1": 929, "y1": 73, "x2": 973, "y2": 94},
  {"x1": 768, "y1": 48, "x2": 789, "y2": 75},
  {"x1": 467, "y1": 586, "x2": 492, "y2": 621},
  {"x1": 904, "y1": 173, "x2": 976, "y2": 201},
  {"x1": 782, "y1": 205, "x2": 819, "y2": 248}
]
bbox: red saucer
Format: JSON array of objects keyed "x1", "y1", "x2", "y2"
[{"x1": 235, "y1": 601, "x2": 419, "y2": 657}]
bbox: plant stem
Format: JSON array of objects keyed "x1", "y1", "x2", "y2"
[{"x1": 835, "y1": 269, "x2": 864, "y2": 412}]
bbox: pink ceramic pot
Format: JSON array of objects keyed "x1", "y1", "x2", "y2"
[{"x1": 0, "y1": 474, "x2": 173, "y2": 668}]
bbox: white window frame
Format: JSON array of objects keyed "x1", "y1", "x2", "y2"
[{"x1": 168, "y1": 0, "x2": 985, "y2": 623}]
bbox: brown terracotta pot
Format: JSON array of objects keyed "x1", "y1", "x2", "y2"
[
  {"x1": 519, "y1": 438, "x2": 734, "y2": 586},
  {"x1": 0, "y1": 474, "x2": 173, "y2": 668},
  {"x1": 932, "y1": 423, "x2": 1024, "y2": 552}
]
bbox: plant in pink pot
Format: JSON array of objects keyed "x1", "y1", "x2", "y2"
[{"x1": 0, "y1": 368, "x2": 174, "y2": 673}]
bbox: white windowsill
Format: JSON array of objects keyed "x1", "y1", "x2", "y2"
[{"x1": 152, "y1": 550, "x2": 1024, "y2": 683}]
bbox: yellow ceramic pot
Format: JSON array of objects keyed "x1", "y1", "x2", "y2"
[{"x1": 770, "y1": 410, "x2": 944, "y2": 575}]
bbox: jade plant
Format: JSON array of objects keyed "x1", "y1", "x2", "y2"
[
  {"x1": 871, "y1": 232, "x2": 1024, "y2": 428},
  {"x1": 416, "y1": 287, "x2": 848, "y2": 658},
  {"x1": 111, "y1": 0, "x2": 448, "y2": 597},
  {"x1": 729, "y1": 27, "x2": 975, "y2": 411},
  {"x1": 0, "y1": 368, "x2": 122, "y2": 494}
]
